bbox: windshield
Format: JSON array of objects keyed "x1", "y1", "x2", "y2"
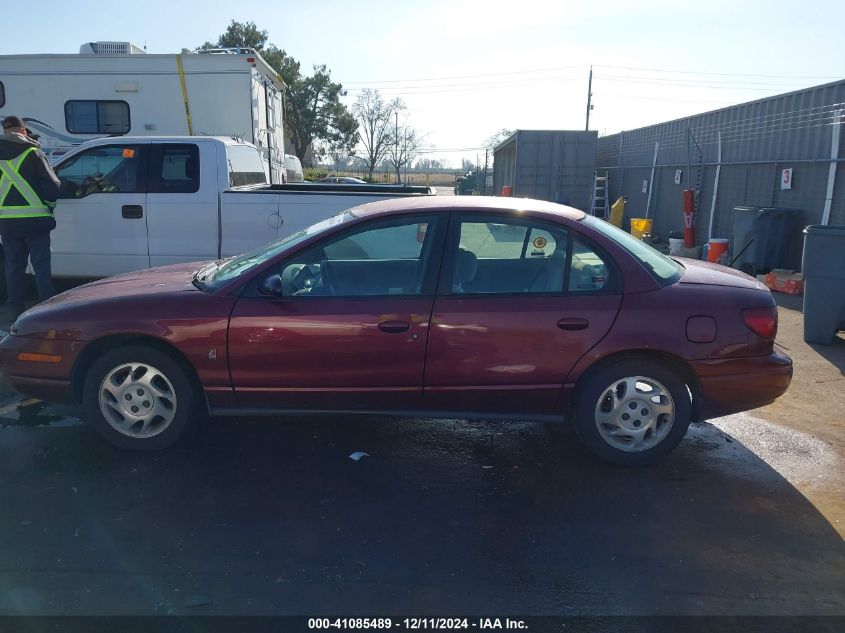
[
  {"x1": 204, "y1": 211, "x2": 355, "y2": 289},
  {"x1": 581, "y1": 215, "x2": 683, "y2": 284}
]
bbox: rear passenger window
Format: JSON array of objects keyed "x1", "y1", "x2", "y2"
[
  {"x1": 569, "y1": 238, "x2": 611, "y2": 292},
  {"x1": 148, "y1": 144, "x2": 200, "y2": 193},
  {"x1": 452, "y1": 220, "x2": 568, "y2": 294},
  {"x1": 0, "y1": 82, "x2": 5, "y2": 108}
]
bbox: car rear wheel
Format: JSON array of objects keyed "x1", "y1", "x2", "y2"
[
  {"x1": 573, "y1": 359, "x2": 692, "y2": 465},
  {"x1": 83, "y1": 345, "x2": 201, "y2": 450}
]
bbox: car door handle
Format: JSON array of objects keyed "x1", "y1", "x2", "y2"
[
  {"x1": 557, "y1": 318, "x2": 589, "y2": 331},
  {"x1": 378, "y1": 320, "x2": 411, "y2": 333},
  {"x1": 122, "y1": 205, "x2": 143, "y2": 219}
]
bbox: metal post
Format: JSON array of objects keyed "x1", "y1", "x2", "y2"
[
  {"x1": 707, "y1": 131, "x2": 722, "y2": 240},
  {"x1": 395, "y1": 111, "x2": 399, "y2": 184},
  {"x1": 822, "y1": 109, "x2": 842, "y2": 225},
  {"x1": 585, "y1": 67, "x2": 593, "y2": 131},
  {"x1": 483, "y1": 148, "x2": 489, "y2": 195},
  {"x1": 645, "y1": 142, "x2": 659, "y2": 219}
]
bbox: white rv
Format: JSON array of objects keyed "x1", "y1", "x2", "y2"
[{"x1": 0, "y1": 42, "x2": 288, "y2": 182}]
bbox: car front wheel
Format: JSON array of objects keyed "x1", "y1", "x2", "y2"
[
  {"x1": 573, "y1": 358, "x2": 692, "y2": 465},
  {"x1": 83, "y1": 345, "x2": 201, "y2": 450}
]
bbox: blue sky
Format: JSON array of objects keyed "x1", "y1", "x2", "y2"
[{"x1": 3, "y1": 0, "x2": 844, "y2": 166}]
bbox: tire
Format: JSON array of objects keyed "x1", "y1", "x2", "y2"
[
  {"x1": 83, "y1": 345, "x2": 202, "y2": 450},
  {"x1": 572, "y1": 358, "x2": 692, "y2": 466}
]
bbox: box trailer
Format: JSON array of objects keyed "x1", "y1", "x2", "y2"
[
  {"x1": 493, "y1": 130, "x2": 597, "y2": 211},
  {"x1": 0, "y1": 42, "x2": 287, "y2": 182}
]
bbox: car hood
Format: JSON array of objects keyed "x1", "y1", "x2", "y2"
[
  {"x1": 29, "y1": 261, "x2": 208, "y2": 311},
  {"x1": 675, "y1": 257, "x2": 768, "y2": 290}
]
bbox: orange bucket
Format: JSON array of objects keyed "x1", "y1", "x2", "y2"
[
  {"x1": 501, "y1": 185, "x2": 513, "y2": 196},
  {"x1": 707, "y1": 238, "x2": 730, "y2": 263}
]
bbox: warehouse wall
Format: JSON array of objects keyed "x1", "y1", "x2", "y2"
[{"x1": 596, "y1": 80, "x2": 845, "y2": 244}]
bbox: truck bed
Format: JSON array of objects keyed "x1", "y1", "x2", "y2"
[{"x1": 230, "y1": 183, "x2": 434, "y2": 196}]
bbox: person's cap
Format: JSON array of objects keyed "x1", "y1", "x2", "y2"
[{"x1": 2, "y1": 116, "x2": 25, "y2": 130}]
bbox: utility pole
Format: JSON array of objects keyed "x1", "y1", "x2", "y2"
[
  {"x1": 395, "y1": 111, "x2": 399, "y2": 184},
  {"x1": 585, "y1": 66, "x2": 593, "y2": 131},
  {"x1": 483, "y1": 148, "x2": 489, "y2": 195}
]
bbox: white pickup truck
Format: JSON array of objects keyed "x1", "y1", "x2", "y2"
[{"x1": 41, "y1": 136, "x2": 433, "y2": 278}]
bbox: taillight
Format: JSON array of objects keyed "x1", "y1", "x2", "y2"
[{"x1": 743, "y1": 307, "x2": 778, "y2": 339}]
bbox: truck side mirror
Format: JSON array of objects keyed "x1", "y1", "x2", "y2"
[{"x1": 258, "y1": 274, "x2": 284, "y2": 298}]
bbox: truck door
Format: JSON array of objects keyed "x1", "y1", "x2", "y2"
[
  {"x1": 145, "y1": 142, "x2": 219, "y2": 267},
  {"x1": 52, "y1": 142, "x2": 150, "y2": 277}
]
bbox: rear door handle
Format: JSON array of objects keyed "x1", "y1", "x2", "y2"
[
  {"x1": 557, "y1": 318, "x2": 589, "y2": 331},
  {"x1": 122, "y1": 205, "x2": 143, "y2": 219},
  {"x1": 378, "y1": 320, "x2": 411, "y2": 333}
]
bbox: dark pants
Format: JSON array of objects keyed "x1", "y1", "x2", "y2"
[{"x1": 3, "y1": 231, "x2": 55, "y2": 316}]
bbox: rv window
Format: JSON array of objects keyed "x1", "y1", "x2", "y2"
[
  {"x1": 65, "y1": 100, "x2": 130, "y2": 134},
  {"x1": 227, "y1": 145, "x2": 267, "y2": 187},
  {"x1": 148, "y1": 144, "x2": 200, "y2": 194},
  {"x1": 0, "y1": 82, "x2": 5, "y2": 108}
]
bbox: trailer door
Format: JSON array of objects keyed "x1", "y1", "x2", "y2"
[{"x1": 52, "y1": 142, "x2": 150, "y2": 277}]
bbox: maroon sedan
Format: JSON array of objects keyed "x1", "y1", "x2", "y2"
[{"x1": 0, "y1": 197, "x2": 792, "y2": 464}]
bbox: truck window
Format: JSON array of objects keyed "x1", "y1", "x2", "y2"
[
  {"x1": 148, "y1": 144, "x2": 200, "y2": 193},
  {"x1": 227, "y1": 145, "x2": 267, "y2": 187},
  {"x1": 55, "y1": 145, "x2": 145, "y2": 198},
  {"x1": 65, "y1": 101, "x2": 130, "y2": 134}
]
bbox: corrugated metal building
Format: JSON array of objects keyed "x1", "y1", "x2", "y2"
[
  {"x1": 595, "y1": 79, "x2": 845, "y2": 244},
  {"x1": 494, "y1": 130, "x2": 597, "y2": 211}
]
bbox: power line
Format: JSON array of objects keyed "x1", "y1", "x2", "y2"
[
  {"x1": 594, "y1": 64, "x2": 843, "y2": 80},
  {"x1": 341, "y1": 64, "x2": 841, "y2": 87},
  {"x1": 342, "y1": 64, "x2": 588, "y2": 85}
]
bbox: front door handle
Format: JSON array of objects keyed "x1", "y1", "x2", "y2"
[
  {"x1": 122, "y1": 205, "x2": 143, "y2": 219},
  {"x1": 557, "y1": 318, "x2": 589, "y2": 331},
  {"x1": 378, "y1": 320, "x2": 411, "y2": 334}
]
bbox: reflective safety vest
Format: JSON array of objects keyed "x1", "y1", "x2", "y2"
[{"x1": 0, "y1": 146, "x2": 53, "y2": 219}]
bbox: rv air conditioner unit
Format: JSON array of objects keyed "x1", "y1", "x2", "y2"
[{"x1": 79, "y1": 42, "x2": 146, "y2": 55}]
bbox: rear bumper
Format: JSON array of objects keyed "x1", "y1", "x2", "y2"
[{"x1": 691, "y1": 348, "x2": 793, "y2": 420}]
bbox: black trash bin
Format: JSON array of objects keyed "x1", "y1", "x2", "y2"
[
  {"x1": 802, "y1": 225, "x2": 845, "y2": 345},
  {"x1": 732, "y1": 207, "x2": 805, "y2": 276}
]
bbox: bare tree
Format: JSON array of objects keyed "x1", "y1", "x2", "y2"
[
  {"x1": 483, "y1": 128, "x2": 514, "y2": 149},
  {"x1": 352, "y1": 89, "x2": 404, "y2": 181},
  {"x1": 386, "y1": 125, "x2": 424, "y2": 183}
]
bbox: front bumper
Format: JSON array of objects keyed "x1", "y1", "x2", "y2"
[
  {"x1": 0, "y1": 333, "x2": 80, "y2": 403},
  {"x1": 691, "y1": 348, "x2": 793, "y2": 420}
]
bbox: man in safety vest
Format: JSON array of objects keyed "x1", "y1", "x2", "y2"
[{"x1": 0, "y1": 116, "x2": 60, "y2": 320}]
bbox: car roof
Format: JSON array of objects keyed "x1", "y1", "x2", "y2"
[{"x1": 347, "y1": 195, "x2": 587, "y2": 221}]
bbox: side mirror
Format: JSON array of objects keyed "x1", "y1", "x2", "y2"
[{"x1": 258, "y1": 274, "x2": 284, "y2": 298}]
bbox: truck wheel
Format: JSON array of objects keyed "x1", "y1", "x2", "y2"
[
  {"x1": 83, "y1": 345, "x2": 201, "y2": 450},
  {"x1": 573, "y1": 359, "x2": 692, "y2": 466}
]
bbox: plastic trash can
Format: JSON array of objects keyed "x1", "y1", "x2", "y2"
[
  {"x1": 802, "y1": 225, "x2": 845, "y2": 345},
  {"x1": 732, "y1": 207, "x2": 805, "y2": 276}
]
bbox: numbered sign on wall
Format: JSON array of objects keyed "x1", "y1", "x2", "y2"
[
  {"x1": 674, "y1": 169, "x2": 682, "y2": 185},
  {"x1": 642, "y1": 180, "x2": 649, "y2": 194},
  {"x1": 781, "y1": 168, "x2": 793, "y2": 190}
]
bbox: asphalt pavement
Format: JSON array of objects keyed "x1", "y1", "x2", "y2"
[{"x1": 0, "y1": 400, "x2": 843, "y2": 616}]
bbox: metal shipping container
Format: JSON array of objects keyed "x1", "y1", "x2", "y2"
[{"x1": 493, "y1": 130, "x2": 597, "y2": 211}]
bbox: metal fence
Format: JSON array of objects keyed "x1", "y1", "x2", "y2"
[{"x1": 596, "y1": 80, "x2": 845, "y2": 243}]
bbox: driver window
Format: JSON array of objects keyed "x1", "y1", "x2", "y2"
[
  {"x1": 278, "y1": 217, "x2": 438, "y2": 297},
  {"x1": 56, "y1": 145, "x2": 143, "y2": 198}
]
